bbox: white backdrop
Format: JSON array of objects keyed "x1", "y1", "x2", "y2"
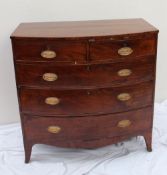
[{"x1": 0, "y1": 0, "x2": 166, "y2": 124}]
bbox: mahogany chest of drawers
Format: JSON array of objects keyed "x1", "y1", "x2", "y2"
[{"x1": 11, "y1": 19, "x2": 159, "y2": 163}]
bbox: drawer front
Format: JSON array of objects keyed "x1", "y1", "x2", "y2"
[
  {"x1": 13, "y1": 40, "x2": 87, "y2": 63},
  {"x1": 90, "y1": 38, "x2": 156, "y2": 61},
  {"x1": 16, "y1": 57, "x2": 155, "y2": 88},
  {"x1": 23, "y1": 107, "x2": 152, "y2": 142},
  {"x1": 20, "y1": 82, "x2": 153, "y2": 116}
]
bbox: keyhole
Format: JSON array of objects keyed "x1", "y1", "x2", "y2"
[
  {"x1": 87, "y1": 66, "x2": 91, "y2": 71},
  {"x1": 123, "y1": 43, "x2": 128, "y2": 47},
  {"x1": 46, "y1": 45, "x2": 51, "y2": 50}
]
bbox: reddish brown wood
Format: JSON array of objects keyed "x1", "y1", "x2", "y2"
[
  {"x1": 144, "y1": 132, "x2": 152, "y2": 152},
  {"x1": 13, "y1": 40, "x2": 87, "y2": 62},
  {"x1": 23, "y1": 107, "x2": 152, "y2": 142},
  {"x1": 16, "y1": 56, "x2": 155, "y2": 89},
  {"x1": 20, "y1": 81, "x2": 153, "y2": 116},
  {"x1": 90, "y1": 37, "x2": 156, "y2": 61},
  {"x1": 10, "y1": 19, "x2": 158, "y2": 163},
  {"x1": 11, "y1": 19, "x2": 158, "y2": 39},
  {"x1": 24, "y1": 142, "x2": 33, "y2": 163}
]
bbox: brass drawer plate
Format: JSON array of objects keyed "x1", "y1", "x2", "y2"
[
  {"x1": 118, "y1": 47, "x2": 133, "y2": 56},
  {"x1": 43, "y1": 73, "x2": 58, "y2": 81},
  {"x1": 47, "y1": 126, "x2": 61, "y2": 134},
  {"x1": 118, "y1": 69, "x2": 132, "y2": 77},
  {"x1": 117, "y1": 93, "x2": 131, "y2": 101},
  {"x1": 45, "y1": 97, "x2": 60, "y2": 105},
  {"x1": 41, "y1": 50, "x2": 56, "y2": 59},
  {"x1": 117, "y1": 120, "x2": 131, "y2": 128}
]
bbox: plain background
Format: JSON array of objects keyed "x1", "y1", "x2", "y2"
[{"x1": 0, "y1": 0, "x2": 166, "y2": 124}]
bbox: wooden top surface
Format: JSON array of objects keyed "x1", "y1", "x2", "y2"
[{"x1": 11, "y1": 18, "x2": 158, "y2": 39}]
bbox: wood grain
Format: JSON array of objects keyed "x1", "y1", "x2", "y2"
[
  {"x1": 90, "y1": 37, "x2": 156, "y2": 61},
  {"x1": 20, "y1": 81, "x2": 153, "y2": 116},
  {"x1": 13, "y1": 40, "x2": 87, "y2": 62},
  {"x1": 23, "y1": 107, "x2": 152, "y2": 143},
  {"x1": 10, "y1": 19, "x2": 158, "y2": 163},
  {"x1": 11, "y1": 19, "x2": 158, "y2": 39},
  {"x1": 16, "y1": 56, "x2": 155, "y2": 89}
]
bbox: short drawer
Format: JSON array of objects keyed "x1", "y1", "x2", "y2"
[
  {"x1": 23, "y1": 107, "x2": 152, "y2": 142},
  {"x1": 20, "y1": 81, "x2": 153, "y2": 116},
  {"x1": 16, "y1": 56, "x2": 155, "y2": 88},
  {"x1": 90, "y1": 38, "x2": 156, "y2": 61},
  {"x1": 13, "y1": 40, "x2": 87, "y2": 63}
]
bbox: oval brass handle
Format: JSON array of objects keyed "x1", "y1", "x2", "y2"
[
  {"x1": 41, "y1": 50, "x2": 56, "y2": 59},
  {"x1": 48, "y1": 126, "x2": 61, "y2": 134},
  {"x1": 117, "y1": 69, "x2": 132, "y2": 77},
  {"x1": 117, "y1": 120, "x2": 131, "y2": 128},
  {"x1": 45, "y1": 97, "x2": 60, "y2": 105},
  {"x1": 118, "y1": 47, "x2": 133, "y2": 56},
  {"x1": 43, "y1": 73, "x2": 58, "y2": 82},
  {"x1": 117, "y1": 93, "x2": 131, "y2": 101}
]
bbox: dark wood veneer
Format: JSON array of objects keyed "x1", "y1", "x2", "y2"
[
  {"x1": 11, "y1": 19, "x2": 158, "y2": 163},
  {"x1": 13, "y1": 40, "x2": 87, "y2": 62},
  {"x1": 20, "y1": 82, "x2": 153, "y2": 116},
  {"x1": 11, "y1": 19, "x2": 158, "y2": 38},
  {"x1": 90, "y1": 38, "x2": 156, "y2": 61},
  {"x1": 16, "y1": 56, "x2": 155, "y2": 89},
  {"x1": 23, "y1": 107, "x2": 152, "y2": 143}
]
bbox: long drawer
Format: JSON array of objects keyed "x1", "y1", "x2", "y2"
[
  {"x1": 23, "y1": 107, "x2": 152, "y2": 143},
  {"x1": 20, "y1": 81, "x2": 153, "y2": 116},
  {"x1": 16, "y1": 57, "x2": 155, "y2": 89}
]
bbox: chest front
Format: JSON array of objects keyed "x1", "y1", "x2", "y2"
[{"x1": 11, "y1": 19, "x2": 158, "y2": 163}]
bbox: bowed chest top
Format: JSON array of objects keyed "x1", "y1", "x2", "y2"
[{"x1": 11, "y1": 18, "x2": 159, "y2": 163}]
